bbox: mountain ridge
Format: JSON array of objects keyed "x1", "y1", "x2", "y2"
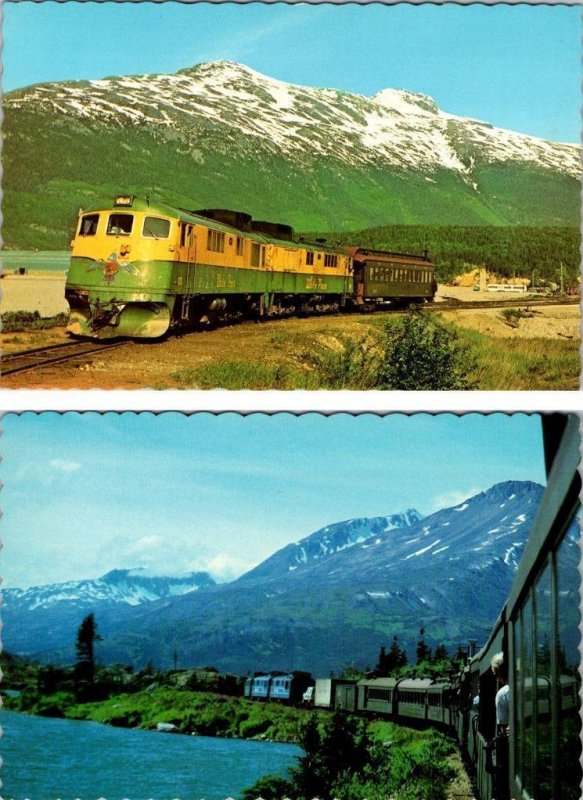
[
  {"x1": 4, "y1": 61, "x2": 580, "y2": 248},
  {"x1": 5, "y1": 480, "x2": 573, "y2": 676}
]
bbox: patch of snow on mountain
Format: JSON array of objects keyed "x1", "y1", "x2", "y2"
[
  {"x1": 504, "y1": 543, "x2": 524, "y2": 566},
  {"x1": 454, "y1": 504, "x2": 469, "y2": 512},
  {"x1": 405, "y1": 540, "x2": 441, "y2": 559}
]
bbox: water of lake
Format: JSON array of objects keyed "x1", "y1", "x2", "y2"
[
  {"x1": 2, "y1": 252, "x2": 70, "y2": 272},
  {"x1": 2, "y1": 710, "x2": 301, "y2": 800}
]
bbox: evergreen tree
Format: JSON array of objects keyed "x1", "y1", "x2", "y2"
[
  {"x1": 416, "y1": 628, "x2": 432, "y2": 665},
  {"x1": 74, "y1": 613, "x2": 102, "y2": 697},
  {"x1": 291, "y1": 711, "x2": 370, "y2": 800},
  {"x1": 376, "y1": 646, "x2": 388, "y2": 676},
  {"x1": 388, "y1": 635, "x2": 406, "y2": 672},
  {"x1": 433, "y1": 643, "x2": 449, "y2": 663}
]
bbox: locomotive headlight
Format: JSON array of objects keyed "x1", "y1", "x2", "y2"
[{"x1": 114, "y1": 195, "x2": 134, "y2": 207}]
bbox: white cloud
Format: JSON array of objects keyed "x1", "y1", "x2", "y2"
[
  {"x1": 49, "y1": 459, "x2": 81, "y2": 474},
  {"x1": 189, "y1": 552, "x2": 257, "y2": 583},
  {"x1": 428, "y1": 488, "x2": 482, "y2": 514}
]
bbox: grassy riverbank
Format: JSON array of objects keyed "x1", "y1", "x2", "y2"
[
  {"x1": 70, "y1": 688, "x2": 318, "y2": 742},
  {"x1": 6, "y1": 684, "x2": 321, "y2": 743}
]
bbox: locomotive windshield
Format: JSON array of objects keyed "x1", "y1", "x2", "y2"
[
  {"x1": 78, "y1": 214, "x2": 99, "y2": 236},
  {"x1": 106, "y1": 213, "x2": 133, "y2": 236},
  {"x1": 142, "y1": 216, "x2": 171, "y2": 239}
]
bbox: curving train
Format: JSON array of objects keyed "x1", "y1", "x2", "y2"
[
  {"x1": 64, "y1": 195, "x2": 436, "y2": 338},
  {"x1": 243, "y1": 415, "x2": 581, "y2": 800}
]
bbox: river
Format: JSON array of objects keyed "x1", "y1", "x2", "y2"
[{"x1": 2, "y1": 710, "x2": 301, "y2": 800}]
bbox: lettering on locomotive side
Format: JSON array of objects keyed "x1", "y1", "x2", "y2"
[
  {"x1": 216, "y1": 273, "x2": 237, "y2": 290},
  {"x1": 305, "y1": 277, "x2": 328, "y2": 290}
]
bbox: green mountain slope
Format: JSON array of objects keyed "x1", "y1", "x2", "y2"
[{"x1": 3, "y1": 62, "x2": 580, "y2": 249}]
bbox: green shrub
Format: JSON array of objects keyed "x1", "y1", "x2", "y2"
[
  {"x1": 241, "y1": 774, "x2": 294, "y2": 800},
  {"x1": 1, "y1": 310, "x2": 69, "y2": 331},
  {"x1": 377, "y1": 311, "x2": 476, "y2": 390}
]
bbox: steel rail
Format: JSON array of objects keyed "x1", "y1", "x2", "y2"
[{"x1": 2, "y1": 340, "x2": 130, "y2": 377}]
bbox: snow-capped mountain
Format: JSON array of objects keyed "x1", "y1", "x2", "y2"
[
  {"x1": 4, "y1": 61, "x2": 580, "y2": 247},
  {"x1": 9, "y1": 61, "x2": 579, "y2": 177},
  {"x1": 3, "y1": 568, "x2": 215, "y2": 612},
  {"x1": 238, "y1": 511, "x2": 424, "y2": 583},
  {"x1": 7, "y1": 480, "x2": 570, "y2": 677}
]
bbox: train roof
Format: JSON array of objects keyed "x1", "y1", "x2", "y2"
[
  {"x1": 397, "y1": 678, "x2": 450, "y2": 690},
  {"x1": 357, "y1": 677, "x2": 399, "y2": 688},
  {"x1": 80, "y1": 196, "x2": 346, "y2": 254},
  {"x1": 346, "y1": 246, "x2": 432, "y2": 265}
]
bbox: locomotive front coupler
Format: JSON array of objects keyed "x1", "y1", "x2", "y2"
[{"x1": 90, "y1": 300, "x2": 127, "y2": 329}]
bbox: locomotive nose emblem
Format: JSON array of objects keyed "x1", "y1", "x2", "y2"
[{"x1": 104, "y1": 253, "x2": 120, "y2": 284}]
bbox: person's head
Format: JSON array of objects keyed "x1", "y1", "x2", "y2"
[{"x1": 491, "y1": 652, "x2": 507, "y2": 684}]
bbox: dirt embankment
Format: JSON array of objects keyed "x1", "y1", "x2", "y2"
[{"x1": 1, "y1": 297, "x2": 579, "y2": 390}]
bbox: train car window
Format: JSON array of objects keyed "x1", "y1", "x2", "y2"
[
  {"x1": 556, "y1": 519, "x2": 582, "y2": 799},
  {"x1": 79, "y1": 214, "x2": 99, "y2": 236},
  {"x1": 143, "y1": 216, "x2": 171, "y2": 239},
  {"x1": 518, "y1": 595, "x2": 535, "y2": 795},
  {"x1": 207, "y1": 229, "x2": 225, "y2": 253},
  {"x1": 251, "y1": 243, "x2": 260, "y2": 267},
  {"x1": 324, "y1": 254, "x2": 338, "y2": 268},
  {"x1": 236, "y1": 237, "x2": 244, "y2": 256},
  {"x1": 306, "y1": 251, "x2": 314, "y2": 266},
  {"x1": 478, "y1": 667, "x2": 497, "y2": 739},
  {"x1": 535, "y1": 563, "x2": 553, "y2": 798},
  {"x1": 106, "y1": 213, "x2": 133, "y2": 236}
]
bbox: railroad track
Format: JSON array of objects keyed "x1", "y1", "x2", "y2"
[
  {"x1": 1, "y1": 295, "x2": 577, "y2": 377},
  {"x1": 432, "y1": 296, "x2": 579, "y2": 313},
  {"x1": 1, "y1": 339, "x2": 130, "y2": 377}
]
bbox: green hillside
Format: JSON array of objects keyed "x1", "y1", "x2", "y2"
[
  {"x1": 3, "y1": 106, "x2": 580, "y2": 249},
  {"x1": 316, "y1": 224, "x2": 580, "y2": 287}
]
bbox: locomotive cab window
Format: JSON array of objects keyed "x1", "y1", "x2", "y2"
[
  {"x1": 107, "y1": 214, "x2": 133, "y2": 236},
  {"x1": 79, "y1": 214, "x2": 99, "y2": 236},
  {"x1": 207, "y1": 229, "x2": 225, "y2": 253},
  {"x1": 251, "y1": 242, "x2": 266, "y2": 268},
  {"x1": 180, "y1": 223, "x2": 193, "y2": 247},
  {"x1": 142, "y1": 216, "x2": 171, "y2": 239},
  {"x1": 306, "y1": 251, "x2": 314, "y2": 266}
]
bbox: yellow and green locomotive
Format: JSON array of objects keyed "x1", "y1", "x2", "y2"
[{"x1": 65, "y1": 195, "x2": 353, "y2": 338}]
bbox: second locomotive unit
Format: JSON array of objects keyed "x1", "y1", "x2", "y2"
[{"x1": 65, "y1": 195, "x2": 436, "y2": 339}]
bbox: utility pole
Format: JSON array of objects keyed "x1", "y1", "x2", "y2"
[{"x1": 560, "y1": 261, "x2": 564, "y2": 294}]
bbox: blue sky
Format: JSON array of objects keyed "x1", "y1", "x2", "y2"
[
  {"x1": 2, "y1": 412, "x2": 546, "y2": 589},
  {"x1": 3, "y1": 3, "x2": 580, "y2": 142}
]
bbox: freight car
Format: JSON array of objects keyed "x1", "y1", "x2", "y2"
[{"x1": 64, "y1": 195, "x2": 435, "y2": 339}]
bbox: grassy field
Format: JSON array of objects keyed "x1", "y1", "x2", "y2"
[
  {"x1": 167, "y1": 313, "x2": 580, "y2": 392},
  {"x1": 460, "y1": 329, "x2": 580, "y2": 390}
]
